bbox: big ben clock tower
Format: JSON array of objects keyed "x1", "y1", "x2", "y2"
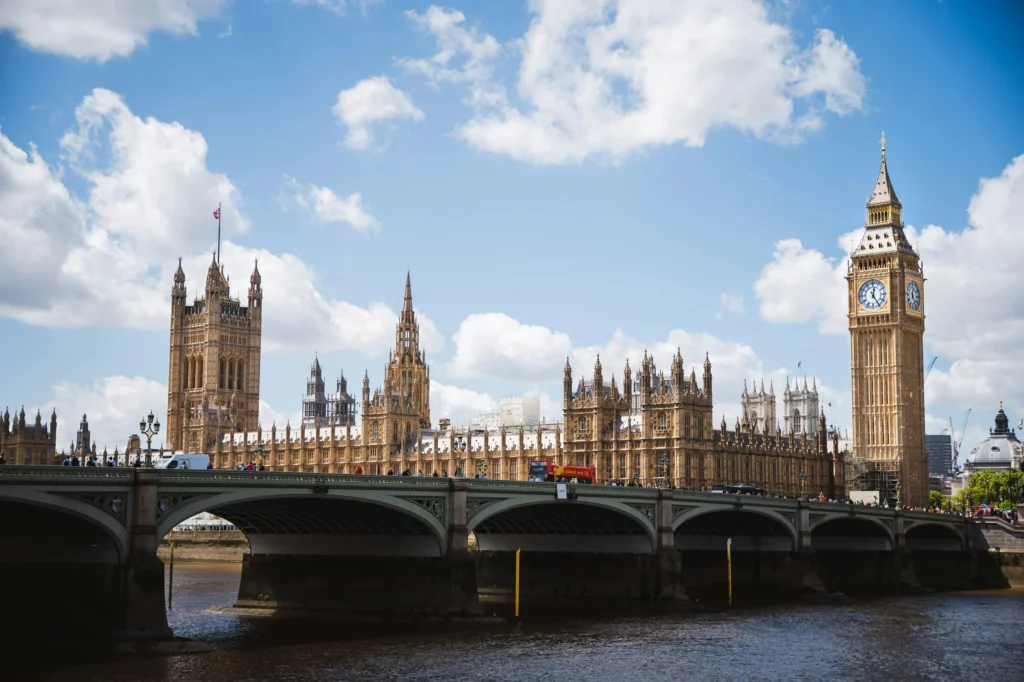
[{"x1": 847, "y1": 134, "x2": 927, "y2": 508}]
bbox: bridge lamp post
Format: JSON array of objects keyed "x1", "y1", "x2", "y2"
[
  {"x1": 660, "y1": 453, "x2": 670, "y2": 488},
  {"x1": 139, "y1": 411, "x2": 160, "y2": 468},
  {"x1": 253, "y1": 442, "x2": 266, "y2": 469},
  {"x1": 799, "y1": 470, "x2": 807, "y2": 501}
]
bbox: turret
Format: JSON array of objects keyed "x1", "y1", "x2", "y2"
[
  {"x1": 671, "y1": 348, "x2": 684, "y2": 394},
  {"x1": 362, "y1": 371, "x2": 370, "y2": 408},
  {"x1": 248, "y1": 259, "x2": 262, "y2": 322},
  {"x1": 563, "y1": 357, "x2": 573, "y2": 408},
  {"x1": 172, "y1": 257, "x2": 187, "y2": 311},
  {"x1": 205, "y1": 252, "x2": 227, "y2": 301},
  {"x1": 592, "y1": 355, "x2": 603, "y2": 398},
  {"x1": 640, "y1": 350, "x2": 652, "y2": 398},
  {"x1": 623, "y1": 359, "x2": 632, "y2": 398},
  {"x1": 702, "y1": 352, "x2": 712, "y2": 400},
  {"x1": 50, "y1": 408, "x2": 57, "y2": 439}
]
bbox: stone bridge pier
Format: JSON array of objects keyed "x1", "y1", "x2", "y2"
[
  {"x1": 0, "y1": 469, "x2": 171, "y2": 645},
  {"x1": 469, "y1": 488, "x2": 684, "y2": 609}
]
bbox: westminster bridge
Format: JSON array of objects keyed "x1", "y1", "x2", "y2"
[{"x1": 0, "y1": 466, "x2": 988, "y2": 643}]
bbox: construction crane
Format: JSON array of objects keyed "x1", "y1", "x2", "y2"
[
  {"x1": 950, "y1": 409, "x2": 972, "y2": 470},
  {"x1": 924, "y1": 356, "x2": 938, "y2": 383}
]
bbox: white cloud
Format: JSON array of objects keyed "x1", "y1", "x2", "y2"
[
  {"x1": 218, "y1": 24, "x2": 232, "y2": 39},
  {"x1": 0, "y1": 89, "x2": 439, "y2": 360},
  {"x1": 0, "y1": 131, "x2": 87, "y2": 309},
  {"x1": 30, "y1": 375, "x2": 305, "y2": 452},
  {"x1": 716, "y1": 292, "x2": 745, "y2": 319},
  {"x1": 446, "y1": 312, "x2": 848, "y2": 431},
  {"x1": 285, "y1": 176, "x2": 381, "y2": 233},
  {"x1": 258, "y1": 399, "x2": 301, "y2": 430},
  {"x1": 756, "y1": 153, "x2": 1024, "y2": 425},
  {"x1": 45, "y1": 376, "x2": 169, "y2": 454},
  {"x1": 429, "y1": 380, "x2": 496, "y2": 424},
  {"x1": 292, "y1": 0, "x2": 379, "y2": 15},
  {"x1": 0, "y1": 0, "x2": 226, "y2": 61},
  {"x1": 332, "y1": 76, "x2": 424, "y2": 150},
  {"x1": 448, "y1": 313, "x2": 573, "y2": 382},
  {"x1": 753, "y1": 231, "x2": 858, "y2": 334},
  {"x1": 402, "y1": 1, "x2": 865, "y2": 164},
  {"x1": 400, "y1": 7, "x2": 501, "y2": 92}
]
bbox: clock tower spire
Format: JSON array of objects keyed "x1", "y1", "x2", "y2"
[{"x1": 847, "y1": 134, "x2": 927, "y2": 507}]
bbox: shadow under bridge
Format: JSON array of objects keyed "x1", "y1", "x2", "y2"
[
  {"x1": 162, "y1": 493, "x2": 445, "y2": 557},
  {"x1": 468, "y1": 500, "x2": 655, "y2": 554},
  {"x1": 674, "y1": 509, "x2": 796, "y2": 552}
]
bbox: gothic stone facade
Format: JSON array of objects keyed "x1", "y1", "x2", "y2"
[
  {"x1": 848, "y1": 137, "x2": 928, "y2": 507},
  {"x1": 166, "y1": 255, "x2": 263, "y2": 453},
  {"x1": 1, "y1": 407, "x2": 57, "y2": 465},
  {"x1": 562, "y1": 353, "x2": 843, "y2": 497}
]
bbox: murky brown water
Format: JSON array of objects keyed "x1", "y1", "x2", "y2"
[{"x1": 24, "y1": 562, "x2": 1024, "y2": 681}]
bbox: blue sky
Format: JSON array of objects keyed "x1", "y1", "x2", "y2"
[{"x1": 1, "y1": 0, "x2": 1022, "y2": 457}]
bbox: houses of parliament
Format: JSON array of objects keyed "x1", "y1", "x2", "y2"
[{"x1": 164, "y1": 138, "x2": 929, "y2": 505}]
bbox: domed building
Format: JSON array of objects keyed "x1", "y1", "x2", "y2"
[{"x1": 964, "y1": 404, "x2": 1022, "y2": 473}]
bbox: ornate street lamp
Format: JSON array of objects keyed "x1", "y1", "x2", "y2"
[
  {"x1": 660, "y1": 452, "x2": 670, "y2": 488},
  {"x1": 139, "y1": 410, "x2": 161, "y2": 467},
  {"x1": 799, "y1": 470, "x2": 807, "y2": 501},
  {"x1": 253, "y1": 442, "x2": 267, "y2": 469}
]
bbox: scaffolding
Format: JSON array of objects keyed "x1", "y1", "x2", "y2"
[{"x1": 847, "y1": 459, "x2": 901, "y2": 506}]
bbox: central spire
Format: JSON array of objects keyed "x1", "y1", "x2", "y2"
[
  {"x1": 866, "y1": 131, "x2": 902, "y2": 225},
  {"x1": 402, "y1": 268, "x2": 414, "y2": 321}
]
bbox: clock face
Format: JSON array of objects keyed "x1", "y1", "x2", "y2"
[
  {"x1": 906, "y1": 280, "x2": 921, "y2": 311},
  {"x1": 858, "y1": 279, "x2": 887, "y2": 311}
]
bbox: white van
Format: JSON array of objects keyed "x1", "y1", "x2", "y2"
[{"x1": 153, "y1": 453, "x2": 211, "y2": 470}]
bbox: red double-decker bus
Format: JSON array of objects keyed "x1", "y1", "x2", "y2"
[{"x1": 527, "y1": 460, "x2": 595, "y2": 484}]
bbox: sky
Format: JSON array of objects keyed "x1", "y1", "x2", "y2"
[{"x1": 0, "y1": 0, "x2": 1022, "y2": 460}]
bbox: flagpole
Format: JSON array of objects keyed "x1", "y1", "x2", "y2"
[{"x1": 217, "y1": 202, "x2": 222, "y2": 264}]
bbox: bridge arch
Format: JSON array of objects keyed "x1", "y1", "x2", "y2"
[
  {"x1": 811, "y1": 515, "x2": 894, "y2": 551},
  {"x1": 157, "y1": 488, "x2": 447, "y2": 557},
  {"x1": 467, "y1": 498, "x2": 656, "y2": 554},
  {"x1": 673, "y1": 507, "x2": 797, "y2": 552},
  {"x1": 0, "y1": 488, "x2": 128, "y2": 559},
  {"x1": 904, "y1": 521, "x2": 965, "y2": 552}
]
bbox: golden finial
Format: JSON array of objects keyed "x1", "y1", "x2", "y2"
[{"x1": 880, "y1": 131, "x2": 886, "y2": 153}]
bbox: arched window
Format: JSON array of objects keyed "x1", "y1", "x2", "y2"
[
  {"x1": 658, "y1": 412, "x2": 667, "y2": 429},
  {"x1": 198, "y1": 357, "x2": 204, "y2": 387},
  {"x1": 392, "y1": 421, "x2": 399, "y2": 441},
  {"x1": 792, "y1": 409, "x2": 801, "y2": 433},
  {"x1": 219, "y1": 358, "x2": 226, "y2": 389},
  {"x1": 228, "y1": 359, "x2": 235, "y2": 390},
  {"x1": 372, "y1": 422, "x2": 380, "y2": 440},
  {"x1": 236, "y1": 359, "x2": 243, "y2": 391}
]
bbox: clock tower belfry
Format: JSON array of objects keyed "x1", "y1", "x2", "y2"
[{"x1": 847, "y1": 134, "x2": 928, "y2": 507}]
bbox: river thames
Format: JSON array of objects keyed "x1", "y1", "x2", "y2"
[{"x1": 23, "y1": 562, "x2": 1024, "y2": 681}]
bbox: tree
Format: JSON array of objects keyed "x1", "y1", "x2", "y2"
[
  {"x1": 954, "y1": 469, "x2": 1024, "y2": 510},
  {"x1": 928, "y1": 490, "x2": 945, "y2": 509}
]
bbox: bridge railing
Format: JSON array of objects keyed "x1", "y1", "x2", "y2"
[{"x1": 0, "y1": 465, "x2": 135, "y2": 483}]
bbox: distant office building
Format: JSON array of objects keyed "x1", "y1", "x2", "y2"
[{"x1": 926, "y1": 434, "x2": 952, "y2": 475}]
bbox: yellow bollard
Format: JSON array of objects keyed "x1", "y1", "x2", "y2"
[
  {"x1": 168, "y1": 540, "x2": 175, "y2": 610},
  {"x1": 515, "y1": 546, "x2": 521, "y2": 620},
  {"x1": 726, "y1": 537, "x2": 732, "y2": 608}
]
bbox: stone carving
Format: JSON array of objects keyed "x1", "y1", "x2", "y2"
[
  {"x1": 409, "y1": 497, "x2": 445, "y2": 521},
  {"x1": 671, "y1": 504, "x2": 696, "y2": 522},
  {"x1": 62, "y1": 492, "x2": 128, "y2": 526},
  {"x1": 155, "y1": 493, "x2": 213, "y2": 521},
  {"x1": 628, "y1": 503, "x2": 655, "y2": 522},
  {"x1": 466, "y1": 498, "x2": 499, "y2": 519}
]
